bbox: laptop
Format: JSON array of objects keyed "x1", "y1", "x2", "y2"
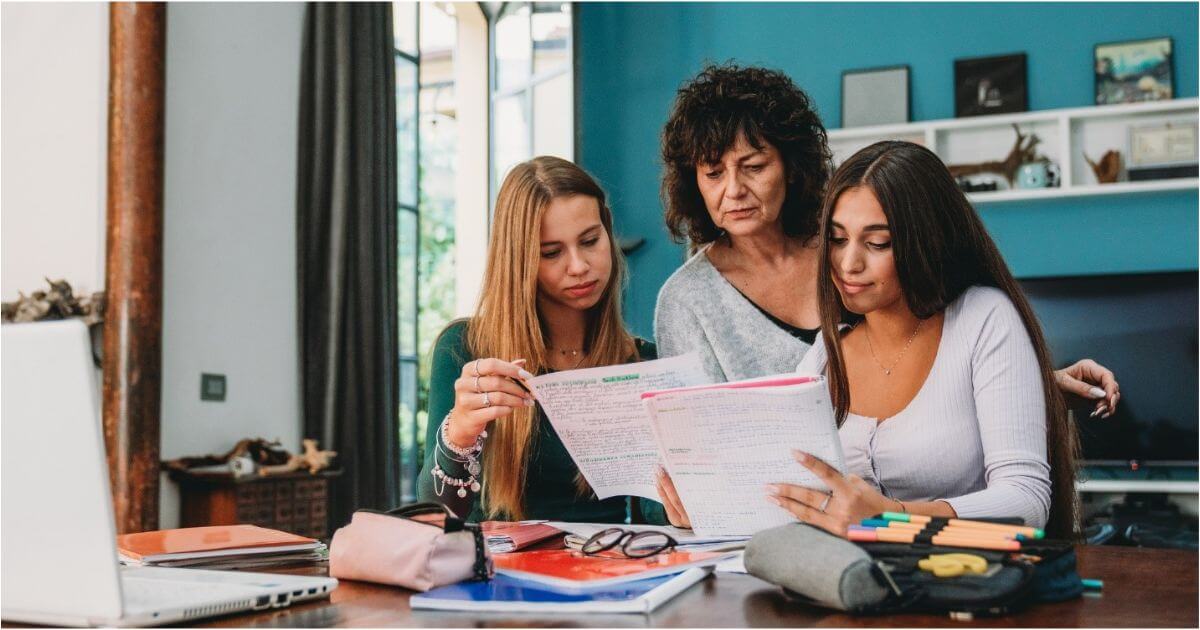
[{"x1": 1, "y1": 320, "x2": 338, "y2": 627}]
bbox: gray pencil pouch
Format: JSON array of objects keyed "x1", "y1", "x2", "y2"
[{"x1": 744, "y1": 523, "x2": 890, "y2": 611}]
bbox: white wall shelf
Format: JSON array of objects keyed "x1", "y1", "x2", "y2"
[
  {"x1": 827, "y1": 98, "x2": 1199, "y2": 204},
  {"x1": 1077, "y1": 479, "x2": 1199, "y2": 494}
]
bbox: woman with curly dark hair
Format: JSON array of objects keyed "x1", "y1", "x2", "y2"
[
  {"x1": 654, "y1": 63, "x2": 831, "y2": 384},
  {"x1": 650, "y1": 64, "x2": 1118, "y2": 527}
]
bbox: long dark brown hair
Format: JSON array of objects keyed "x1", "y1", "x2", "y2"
[{"x1": 816, "y1": 141, "x2": 1079, "y2": 538}]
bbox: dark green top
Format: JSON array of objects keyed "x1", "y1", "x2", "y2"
[{"x1": 417, "y1": 320, "x2": 668, "y2": 525}]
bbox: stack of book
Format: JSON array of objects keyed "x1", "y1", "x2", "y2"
[
  {"x1": 117, "y1": 524, "x2": 327, "y2": 570},
  {"x1": 412, "y1": 546, "x2": 736, "y2": 613}
]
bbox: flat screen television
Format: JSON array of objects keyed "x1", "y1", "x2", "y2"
[{"x1": 1021, "y1": 272, "x2": 1198, "y2": 467}]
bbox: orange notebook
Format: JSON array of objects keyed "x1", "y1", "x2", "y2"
[
  {"x1": 492, "y1": 548, "x2": 735, "y2": 591},
  {"x1": 118, "y1": 525, "x2": 320, "y2": 563},
  {"x1": 481, "y1": 521, "x2": 563, "y2": 553}
]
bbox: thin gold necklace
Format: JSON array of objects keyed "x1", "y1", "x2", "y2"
[
  {"x1": 548, "y1": 346, "x2": 586, "y2": 369},
  {"x1": 864, "y1": 319, "x2": 924, "y2": 376}
]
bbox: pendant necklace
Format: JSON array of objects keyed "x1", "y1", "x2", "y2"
[{"x1": 864, "y1": 319, "x2": 924, "y2": 376}]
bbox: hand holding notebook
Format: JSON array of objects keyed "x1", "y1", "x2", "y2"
[{"x1": 528, "y1": 356, "x2": 845, "y2": 537}]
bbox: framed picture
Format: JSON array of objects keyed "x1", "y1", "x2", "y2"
[
  {"x1": 1095, "y1": 37, "x2": 1173, "y2": 105},
  {"x1": 841, "y1": 65, "x2": 910, "y2": 128},
  {"x1": 1129, "y1": 121, "x2": 1198, "y2": 167},
  {"x1": 954, "y1": 53, "x2": 1027, "y2": 117}
]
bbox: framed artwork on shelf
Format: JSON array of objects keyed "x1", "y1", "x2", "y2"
[
  {"x1": 841, "y1": 65, "x2": 910, "y2": 128},
  {"x1": 1095, "y1": 37, "x2": 1173, "y2": 105},
  {"x1": 954, "y1": 53, "x2": 1027, "y2": 117},
  {"x1": 1129, "y1": 121, "x2": 1197, "y2": 167}
]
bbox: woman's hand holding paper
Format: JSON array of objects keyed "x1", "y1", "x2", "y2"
[
  {"x1": 766, "y1": 451, "x2": 898, "y2": 537},
  {"x1": 447, "y1": 358, "x2": 535, "y2": 448},
  {"x1": 655, "y1": 467, "x2": 692, "y2": 529}
]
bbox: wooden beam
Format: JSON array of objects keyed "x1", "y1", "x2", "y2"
[{"x1": 103, "y1": 2, "x2": 166, "y2": 534}]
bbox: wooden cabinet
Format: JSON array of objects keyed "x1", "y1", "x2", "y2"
[{"x1": 171, "y1": 470, "x2": 338, "y2": 539}]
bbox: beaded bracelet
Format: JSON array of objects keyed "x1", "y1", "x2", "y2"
[{"x1": 431, "y1": 413, "x2": 486, "y2": 498}]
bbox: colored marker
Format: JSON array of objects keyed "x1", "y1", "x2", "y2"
[
  {"x1": 860, "y1": 519, "x2": 1021, "y2": 541},
  {"x1": 847, "y1": 528, "x2": 1021, "y2": 551},
  {"x1": 881, "y1": 513, "x2": 1043, "y2": 539}
]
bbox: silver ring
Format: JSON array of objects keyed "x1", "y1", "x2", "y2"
[
  {"x1": 482, "y1": 391, "x2": 492, "y2": 408},
  {"x1": 472, "y1": 359, "x2": 482, "y2": 378},
  {"x1": 473, "y1": 374, "x2": 482, "y2": 393},
  {"x1": 818, "y1": 494, "x2": 831, "y2": 513}
]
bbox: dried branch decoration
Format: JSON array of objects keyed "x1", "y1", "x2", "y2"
[
  {"x1": 947, "y1": 124, "x2": 1044, "y2": 186},
  {"x1": 1084, "y1": 150, "x2": 1122, "y2": 184},
  {"x1": 1, "y1": 278, "x2": 105, "y2": 325}
]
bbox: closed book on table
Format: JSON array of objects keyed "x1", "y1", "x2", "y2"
[
  {"x1": 411, "y1": 567, "x2": 711, "y2": 613},
  {"x1": 118, "y1": 524, "x2": 321, "y2": 564},
  {"x1": 481, "y1": 521, "x2": 563, "y2": 553}
]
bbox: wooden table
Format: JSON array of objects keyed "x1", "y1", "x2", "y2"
[{"x1": 197, "y1": 546, "x2": 1197, "y2": 628}]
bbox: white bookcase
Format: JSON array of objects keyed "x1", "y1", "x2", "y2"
[{"x1": 826, "y1": 98, "x2": 1200, "y2": 204}]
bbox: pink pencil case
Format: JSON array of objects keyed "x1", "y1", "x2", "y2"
[{"x1": 329, "y1": 502, "x2": 493, "y2": 591}]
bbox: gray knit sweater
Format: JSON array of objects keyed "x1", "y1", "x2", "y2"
[{"x1": 654, "y1": 247, "x2": 815, "y2": 383}]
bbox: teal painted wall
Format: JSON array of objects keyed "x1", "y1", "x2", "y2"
[{"x1": 576, "y1": 2, "x2": 1199, "y2": 338}]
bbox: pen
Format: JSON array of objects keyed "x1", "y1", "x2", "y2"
[
  {"x1": 847, "y1": 528, "x2": 1021, "y2": 551},
  {"x1": 880, "y1": 512, "x2": 1043, "y2": 539},
  {"x1": 859, "y1": 519, "x2": 1021, "y2": 541},
  {"x1": 852, "y1": 524, "x2": 1020, "y2": 544}
]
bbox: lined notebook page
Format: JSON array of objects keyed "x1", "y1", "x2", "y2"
[{"x1": 644, "y1": 378, "x2": 845, "y2": 537}]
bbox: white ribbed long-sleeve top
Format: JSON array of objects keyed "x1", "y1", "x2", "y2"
[{"x1": 797, "y1": 286, "x2": 1052, "y2": 528}]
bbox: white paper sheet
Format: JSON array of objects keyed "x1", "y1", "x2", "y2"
[
  {"x1": 644, "y1": 377, "x2": 846, "y2": 537},
  {"x1": 527, "y1": 354, "x2": 709, "y2": 501}
]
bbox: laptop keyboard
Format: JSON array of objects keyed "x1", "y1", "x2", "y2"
[{"x1": 122, "y1": 577, "x2": 257, "y2": 617}]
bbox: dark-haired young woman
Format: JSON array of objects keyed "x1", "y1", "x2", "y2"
[
  {"x1": 770, "y1": 141, "x2": 1078, "y2": 537},
  {"x1": 651, "y1": 64, "x2": 1116, "y2": 530}
]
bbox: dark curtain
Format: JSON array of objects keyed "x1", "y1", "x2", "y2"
[{"x1": 297, "y1": 2, "x2": 399, "y2": 530}]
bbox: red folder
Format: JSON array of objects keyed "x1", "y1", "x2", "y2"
[
  {"x1": 118, "y1": 525, "x2": 318, "y2": 562},
  {"x1": 492, "y1": 548, "x2": 734, "y2": 590}
]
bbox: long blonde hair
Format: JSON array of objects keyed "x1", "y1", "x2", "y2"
[{"x1": 467, "y1": 156, "x2": 637, "y2": 520}]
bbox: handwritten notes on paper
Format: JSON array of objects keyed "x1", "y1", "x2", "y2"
[
  {"x1": 643, "y1": 377, "x2": 846, "y2": 537},
  {"x1": 526, "y1": 354, "x2": 709, "y2": 502},
  {"x1": 529, "y1": 360, "x2": 846, "y2": 537}
]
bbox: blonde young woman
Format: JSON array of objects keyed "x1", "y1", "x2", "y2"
[{"x1": 417, "y1": 156, "x2": 663, "y2": 523}]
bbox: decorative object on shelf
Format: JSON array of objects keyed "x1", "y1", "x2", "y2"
[
  {"x1": 841, "y1": 65, "x2": 910, "y2": 128},
  {"x1": 1, "y1": 278, "x2": 105, "y2": 325},
  {"x1": 2, "y1": 278, "x2": 106, "y2": 365},
  {"x1": 163, "y1": 437, "x2": 337, "y2": 479},
  {"x1": 1126, "y1": 121, "x2": 1198, "y2": 181},
  {"x1": 955, "y1": 178, "x2": 1000, "y2": 193},
  {"x1": 260, "y1": 439, "x2": 338, "y2": 476},
  {"x1": 1016, "y1": 161, "x2": 1060, "y2": 189},
  {"x1": 1095, "y1": 37, "x2": 1173, "y2": 105},
  {"x1": 260, "y1": 439, "x2": 339, "y2": 476},
  {"x1": 947, "y1": 124, "x2": 1041, "y2": 186},
  {"x1": 1084, "y1": 150, "x2": 1123, "y2": 184},
  {"x1": 954, "y1": 53, "x2": 1027, "y2": 117}
]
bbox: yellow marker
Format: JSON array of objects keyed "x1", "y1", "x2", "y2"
[
  {"x1": 919, "y1": 556, "x2": 964, "y2": 577},
  {"x1": 918, "y1": 553, "x2": 988, "y2": 578},
  {"x1": 939, "y1": 553, "x2": 988, "y2": 574}
]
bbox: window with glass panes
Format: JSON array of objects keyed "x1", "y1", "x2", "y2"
[
  {"x1": 490, "y1": 2, "x2": 573, "y2": 199},
  {"x1": 394, "y1": 1, "x2": 420, "y2": 501},
  {"x1": 392, "y1": 2, "x2": 572, "y2": 501}
]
